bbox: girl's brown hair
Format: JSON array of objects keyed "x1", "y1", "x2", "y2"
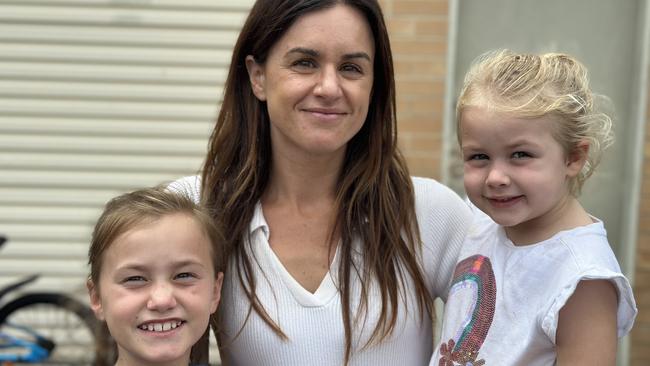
[
  {"x1": 88, "y1": 185, "x2": 225, "y2": 288},
  {"x1": 201, "y1": 0, "x2": 429, "y2": 363}
]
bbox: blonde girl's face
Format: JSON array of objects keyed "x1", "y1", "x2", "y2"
[
  {"x1": 460, "y1": 107, "x2": 584, "y2": 242},
  {"x1": 87, "y1": 213, "x2": 223, "y2": 366}
]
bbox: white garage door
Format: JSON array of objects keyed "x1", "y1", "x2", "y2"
[{"x1": 0, "y1": 0, "x2": 254, "y2": 299}]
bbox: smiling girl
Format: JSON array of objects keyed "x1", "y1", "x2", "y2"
[
  {"x1": 87, "y1": 187, "x2": 224, "y2": 366},
  {"x1": 431, "y1": 50, "x2": 637, "y2": 366}
]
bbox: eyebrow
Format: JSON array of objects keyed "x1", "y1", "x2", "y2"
[
  {"x1": 286, "y1": 47, "x2": 372, "y2": 62},
  {"x1": 116, "y1": 260, "x2": 205, "y2": 272},
  {"x1": 461, "y1": 140, "x2": 542, "y2": 155},
  {"x1": 506, "y1": 139, "x2": 540, "y2": 149}
]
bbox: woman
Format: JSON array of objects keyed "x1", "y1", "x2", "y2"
[{"x1": 170, "y1": 0, "x2": 471, "y2": 364}]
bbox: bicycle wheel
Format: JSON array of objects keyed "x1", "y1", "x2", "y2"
[{"x1": 0, "y1": 293, "x2": 115, "y2": 366}]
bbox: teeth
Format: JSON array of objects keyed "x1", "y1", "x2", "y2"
[{"x1": 139, "y1": 321, "x2": 182, "y2": 332}]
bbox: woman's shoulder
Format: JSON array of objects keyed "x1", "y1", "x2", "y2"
[
  {"x1": 411, "y1": 177, "x2": 473, "y2": 297},
  {"x1": 410, "y1": 176, "x2": 470, "y2": 215},
  {"x1": 167, "y1": 175, "x2": 202, "y2": 203},
  {"x1": 410, "y1": 176, "x2": 472, "y2": 240}
]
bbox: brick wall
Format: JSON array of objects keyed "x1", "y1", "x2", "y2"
[
  {"x1": 381, "y1": 0, "x2": 449, "y2": 179},
  {"x1": 631, "y1": 94, "x2": 650, "y2": 364}
]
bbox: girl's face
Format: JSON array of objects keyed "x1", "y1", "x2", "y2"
[
  {"x1": 246, "y1": 4, "x2": 375, "y2": 162},
  {"x1": 88, "y1": 213, "x2": 223, "y2": 366},
  {"x1": 460, "y1": 107, "x2": 584, "y2": 243}
]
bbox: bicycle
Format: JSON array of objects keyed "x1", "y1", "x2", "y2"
[{"x1": 0, "y1": 235, "x2": 115, "y2": 365}]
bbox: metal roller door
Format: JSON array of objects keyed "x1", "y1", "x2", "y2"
[{"x1": 0, "y1": 0, "x2": 253, "y2": 301}]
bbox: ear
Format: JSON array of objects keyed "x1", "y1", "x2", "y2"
[
  {"x1": 245, "y1": 55, "x2": 267, "y2": 101},
  {"x1": 209, "y1": 272, "x2": 224, "y2": 314},
  {"x1": 566, "y1": 140, "x2": 589, "y2": 177},
  {"x1": 86, "y1": 278, "x2": 105, "y2": 321}
]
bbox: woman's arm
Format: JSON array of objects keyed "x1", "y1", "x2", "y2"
[{"x1": 556, "y1": 279, "x2": 618, "y2": 365}]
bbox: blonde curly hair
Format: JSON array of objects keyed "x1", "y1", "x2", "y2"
[{"x1": 457, "y1": 49, "x2": 614, "y2": 195}]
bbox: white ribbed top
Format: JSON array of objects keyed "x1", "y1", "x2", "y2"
[{"x1": 169, "y1": 176, "x2": 472, "y2": 365}]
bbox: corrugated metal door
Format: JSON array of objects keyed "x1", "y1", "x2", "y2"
[{"x1": 0, "y1": 0, "x2": 253, "y2": 300}]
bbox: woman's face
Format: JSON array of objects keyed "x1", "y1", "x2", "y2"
[{"x1": 247, "y1": 4, "x2": 375, "y2": 161}]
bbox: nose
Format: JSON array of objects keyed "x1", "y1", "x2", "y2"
[
  {"x1": 485, "y1": 163, "x2": 510, "y2": 187},
  {"x1": 147, "y1": 282, "x2": 177, "y2": 311},
  {"x1": 314, "y1": 65, "x2": 342, "y2": 99}
]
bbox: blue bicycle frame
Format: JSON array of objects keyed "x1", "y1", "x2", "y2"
[
  {"x1": 0, "y1": 235, "x2": 54, "y2": 363},
  {"x1": 0, "y1": 322, "x2": 53, "y2": 362}
]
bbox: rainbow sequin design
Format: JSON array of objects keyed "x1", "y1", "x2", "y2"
[{"x1": 438, "y1": 255, "x2": 496, "y2": 366}]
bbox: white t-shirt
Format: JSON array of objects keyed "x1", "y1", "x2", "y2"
[
  {"x1": 430, "y1": 208, "x2": 637, "y2": 366},
  {"x1": 169, "y1": 176, "x2": 472, "y2": 365}
]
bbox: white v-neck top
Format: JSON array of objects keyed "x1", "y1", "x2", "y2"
[
  {"x1": 169, "y1": 176, "x2": 472, "y2": 365},
  {"x1": 247, "y1": 201, "x2": 342, "y2": 308}
]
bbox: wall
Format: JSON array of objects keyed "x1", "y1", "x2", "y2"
[
  {"x1": 0, "y1": 1, "x2": 252, "y2": 298},
  {"x1": 381, "y1": 0, "x2": 449, "y2": 179},
  {"x1": 631, "y1": 92, "x2": 650, "y2": 365}
]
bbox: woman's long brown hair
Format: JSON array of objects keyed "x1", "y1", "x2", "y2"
[{"x1": 201, "y1": 0, "x2": 432, "y2": 363}]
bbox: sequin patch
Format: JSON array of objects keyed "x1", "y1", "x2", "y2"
[{"x1": 438, "y1": 255, "x2": 496, "y2": 366}]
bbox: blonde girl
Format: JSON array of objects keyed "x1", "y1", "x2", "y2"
[{"x1": 432, "y1": 50, "x2": 637, "y2": 366}]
